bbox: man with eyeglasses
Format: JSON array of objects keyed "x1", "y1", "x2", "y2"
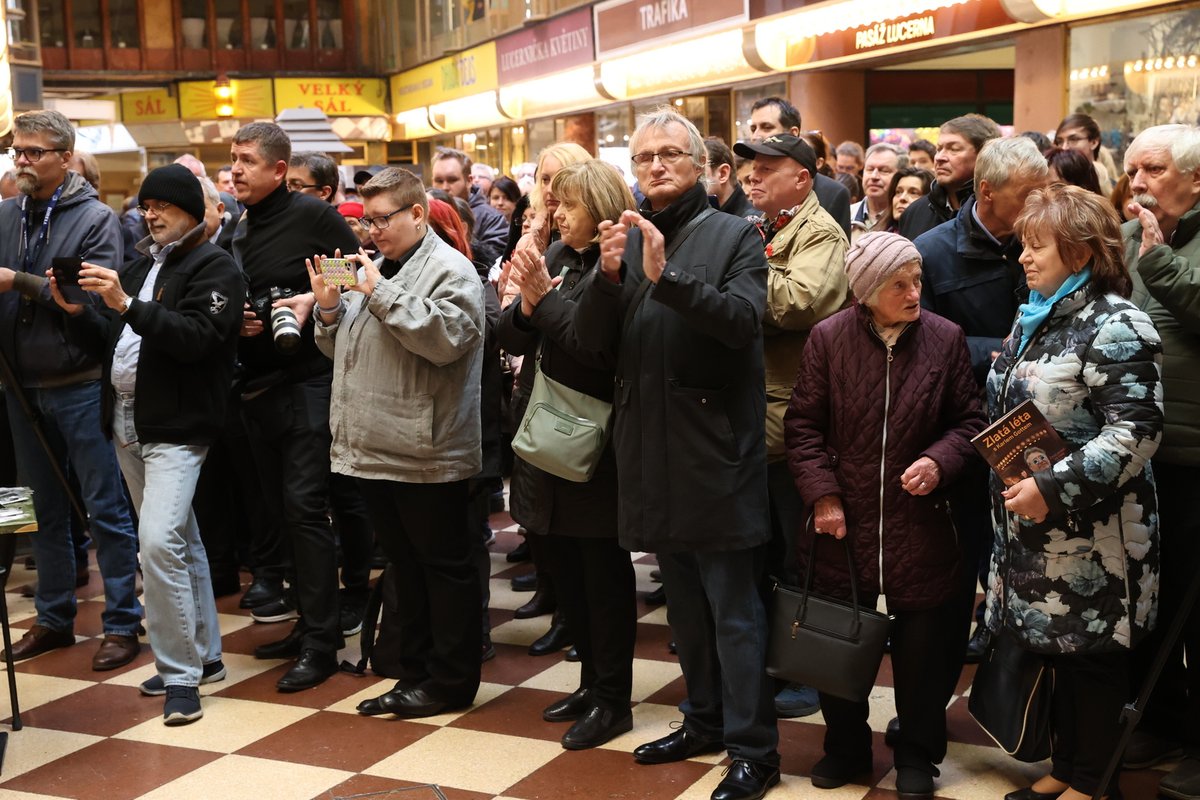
[
  {"x1": 0, "y1": 109, "x2": 143, "y2": 669},
  {"x1": 576, "y1": 108, "x2": 780, "y2": 800},
  {"x1": 897, "y1": 114, "x2": 1001, "y2": 241},
  {"x1": 48, "y1": 164, "x2": 243, "y2": 725},
  {"x1": 287, "y1": 152, "x2": 339, "y2": 203},
  {"x1": 228, "y1": 121, "x2": 359, "y2": 692}
]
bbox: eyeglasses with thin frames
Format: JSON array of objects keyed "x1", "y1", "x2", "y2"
[
  {"x1": 286, "y1": 180, "x2": 321, "y2": 192},
  {"x1": 7, "y1": 147, "x2": 67, "y2": 163},
  {"x1": 631, "y1": 149, "x2": 690, "y2": 166},
  {"x1": 360, "y1": 203, "x2": 415, "y2": 231},
  {"x1": 137, "y1": 201, "x2": 174, "y2": 217}
]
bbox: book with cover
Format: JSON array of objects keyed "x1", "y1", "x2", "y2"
[{"x1": 972, "y1": 400, "x2": 1070, "y2": 487}]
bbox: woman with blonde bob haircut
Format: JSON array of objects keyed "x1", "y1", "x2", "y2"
[
  {"x1": 984, "y1": 183, "x2": 1163, "y2": 800},
  {"x1": 497, "y1": 158, "x2": 639, "y2": 751}
]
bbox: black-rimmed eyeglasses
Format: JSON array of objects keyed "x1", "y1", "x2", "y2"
[{"x1": 360, "y1": 203, "x2": 414, "y2": 231}]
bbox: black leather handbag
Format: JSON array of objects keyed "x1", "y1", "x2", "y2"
[
  {"x1": 766, "y1": 534, "x2": 890, "y2": 703},
  {"x1": 968, "y1": 626, "x2": 1053, "y2": 762}
]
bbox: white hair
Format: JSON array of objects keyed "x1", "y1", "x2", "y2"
[
  {"x1": 865, "y1": 142, "x2": 908, "y2": 167},
  {"x1": 629, "y1": 107, "x2": 707, "y2": 170},
  {"x1": 1126, "y1": 124, "x2": 1200, "y2": 176},
  {"x1": 975, "y1": 136, "x2": 1049, "y2": 189},
  {"x1": 197, "y1": 175, "x2": 220, "y2": 208}
]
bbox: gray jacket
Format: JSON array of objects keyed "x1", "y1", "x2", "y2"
[
  {"x1": 315, "y1": 229, "x2": 485, "y2": 483},
  {"x1": 0, "y1": 171, "x2": 122, "y2": 387}
]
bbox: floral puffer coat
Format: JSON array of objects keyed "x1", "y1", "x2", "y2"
[{"x1": 983, "y1": 283, "x2": 1163, "y2": 655}]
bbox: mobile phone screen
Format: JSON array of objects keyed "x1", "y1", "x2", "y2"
[
  {"x1": 51, "y1": 257, "x2": 90, "y2": 305},
  {"x1": 320, "y1": 257, "x2": 357, "y2": 287}
]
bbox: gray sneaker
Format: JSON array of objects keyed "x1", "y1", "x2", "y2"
[
  {"x1": 163, "y1": 685, "x2": 203, "y2": 726},
  {"x1": 140, "y1": 661, "x2": 227, "y2": 697}
]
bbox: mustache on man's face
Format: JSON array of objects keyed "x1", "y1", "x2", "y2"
[{"x1": 1131, "y1": 193, "x2": 1158, "y2": 208}]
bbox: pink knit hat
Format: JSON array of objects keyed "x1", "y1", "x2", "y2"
[{"x1": 845, "y1": 231, "x2": 922, "y2": 301}]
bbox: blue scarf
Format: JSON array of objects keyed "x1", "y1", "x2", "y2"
[{"x1": 1017, "y1": 267, "x2": 1092, "y2": 352}]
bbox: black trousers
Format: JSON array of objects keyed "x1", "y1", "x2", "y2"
[
  {"x1": 329, "y1": 472, "x2": 374, "y2": 603},
  {"x1": 540, "y1": 534, "x2": 636, "y2": 710},
  {"x1": 820, "y1": 593, "x2": 965, "y2": 770},
  {"x1": 1131, "y1": 461, "x2": 1200, "y2": 753},
  {"x1": 240, "y1": 376, "x2": 342, "y2": 654},
  {"x1": 765, "y1": 461, "x2": 804, "y2": 585},
  {"x1": 356, "y1": 478, "x2": 482, "y2": 704},
  {"x1": 1049, "y1": 650, "x2": 1128, "y2": 796},
  {"x1": 659, "y1": 545, "x2": 780, "y2": 766}
]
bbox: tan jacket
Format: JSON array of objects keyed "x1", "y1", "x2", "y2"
[{"x1": 763, "y1": 190, "x2": 850, "y2": 459}]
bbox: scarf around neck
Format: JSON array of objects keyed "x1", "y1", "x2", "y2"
[{"x1": 1016, "y1": 267, "x2": 1092, "y2": 352}]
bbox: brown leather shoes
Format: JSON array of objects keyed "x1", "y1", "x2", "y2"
[
  {"x1": 11, "y1": 624, "x2": 76, "y2": 662},
  {"x1": 92, "y1": 633, "x2": 140, "y2": 671}
]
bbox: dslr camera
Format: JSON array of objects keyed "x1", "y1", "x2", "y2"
[{"x1": 249, "y1": 286, "x2": 302, "y2": 353}]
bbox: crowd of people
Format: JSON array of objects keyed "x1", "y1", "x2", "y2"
[{"x1": 0, "y1": 99, "x2": 1196, "y2": 800}]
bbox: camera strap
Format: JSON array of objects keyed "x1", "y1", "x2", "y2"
[{"x1": 21, "y1": 181, "x2": 66, "y2": 275}]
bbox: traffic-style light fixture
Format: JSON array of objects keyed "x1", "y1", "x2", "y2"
[{"x1": 214, "y1": 73, "x2": 234, "y2": 118}]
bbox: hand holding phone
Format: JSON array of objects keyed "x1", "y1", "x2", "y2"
[
  {"x1": 319, "y1": 257, "x2": 357, "y2": 288},
  {"x1": 51, "y1": 257, "x2": 90, "y2": 305}
]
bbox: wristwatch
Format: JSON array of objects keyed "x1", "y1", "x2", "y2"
[{"x1": 119, "y1": 296, "x2": 133, "y2": 315}]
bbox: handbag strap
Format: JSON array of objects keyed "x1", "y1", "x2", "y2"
[
  {"x1": 619, "y1": 207, "x2": 716, "y2": 341},
  {"x1": 798, "y1": 514, "x2": 863, "y2": 633}
]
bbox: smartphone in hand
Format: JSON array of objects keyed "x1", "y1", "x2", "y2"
[
  {"x1": 319, "y1": 257, "x2": 357, "y2": 288},
  {"x1": 51, "y1": 257, "x2": 90, "y2": 305}
]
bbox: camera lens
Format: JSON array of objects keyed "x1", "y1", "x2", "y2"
[{"x1": 270, "y1": 305, "x2": 302, "y2": 352}]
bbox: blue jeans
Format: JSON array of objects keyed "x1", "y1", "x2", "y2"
[
  {"x1": 112, "y1": 394, "x2": 220, "y2": 687},
  {"x1": 5, "y1": 381, "x2": 141, "y2": 634}
]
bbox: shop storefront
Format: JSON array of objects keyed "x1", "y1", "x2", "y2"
[{"x1": 1068, "y1": 2, "x2": 1200, "y2": 160}]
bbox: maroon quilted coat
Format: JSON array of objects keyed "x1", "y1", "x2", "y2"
[{"x1": 783, "y1": 303, "x2": 986, "y2": 611}]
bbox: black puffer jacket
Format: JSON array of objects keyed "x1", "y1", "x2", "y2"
[
  {"x1": 784, "y1": 304, "x2": 986, "y2": 610},
  {"x1": 498, "y1": 242, "x2": 618, "y2": 539}
]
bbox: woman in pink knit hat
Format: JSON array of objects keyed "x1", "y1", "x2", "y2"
[{"x1": 783, "y1": 231, "x2": 987, "y2": 800}]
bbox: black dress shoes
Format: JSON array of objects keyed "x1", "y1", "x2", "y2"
[
  {"x1": 510, "y1": 571, "x2": 537, "y2": 592},
  {"x1": 543, "y1": 687, "x2": 591, "y2": 722},
  {"x1": 276, "y1": 648, "x2": 337, "y2": 692},
  {"x1": 380, "y1": 686, "x2": 464, "y2": 718},
  {"x1": 809, "y1": 752, "x2": 873, "y2": 789},
  {"x1": 514, "y1": 587, "x2": 555, "y2": 619},
  {"x1": 885, "y1": 716, "x2": 900, "y2": 747},
  {"x1": 528, "y1": 616, "x2": 572, "y2": 656},
  {"x1": 254, "y1": 627, "x2": 303, "y2": 660},
  {"x1": 561, "y1": 705, "x2": 633, "y2": 750},
  {"x1": 240, "y1": 576, "x2": 283, "y2": 609},
  {"x1": 634, "y1": 728, "x2": 725, "y2": 765},
  {"x1": 356, "y1": 680, "x2": 416, "y2": 716},
  {"x1": 965, "y1": 625, "x2": 991, "y2": 664},
  {"x1": 506, "y1": 538, "x2": 531, "y2": 562},
  {"x1": 711, "y1": 760, "x2": 780, "y2": 800},
  {"x1": 644, "y1": 586, "x2": 667, "y2": 606}
]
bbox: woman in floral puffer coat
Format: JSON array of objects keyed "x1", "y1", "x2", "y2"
[{"x1": 985, "y1": 185, "x2": 1163, "y2": 800}]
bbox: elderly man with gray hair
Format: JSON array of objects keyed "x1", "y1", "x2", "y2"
[
  {"x1": 913, "y1": 136, "x2": 1048, "y2": 716},
  {"x1": 1119, "y1": 124, "x2": 1200, "y2": 800},
  {"x1": 574, "y1": 107, "x2": 779, "y2": 800}
]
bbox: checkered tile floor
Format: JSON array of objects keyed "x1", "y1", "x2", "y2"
[{"x1": 0, "y1": 512, "x2": 1175, "y2": 799}]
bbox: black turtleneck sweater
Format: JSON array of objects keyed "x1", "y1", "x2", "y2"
[{"x1": 233, "y1": 182, "x2": 359, "y2": 376}]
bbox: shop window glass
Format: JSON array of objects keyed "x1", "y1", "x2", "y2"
[
  {"x1": 74, "y1": 0, "x2": 101, "y2": 46},
  {"x1": 109, "y1": 0, "x2": 140, "y2": 48},
  {"x1": 1069, "y1": 6, "x2": 1200, "y2": 162},
  {"x1": 248, "y1": 0, "x2": 277, "y2": 49},
  {"x1": 37, "y1": 0, "x2": 65, "y2": 47},
  {"x1": 284, "y1": 0, "x2": 309, "y2": 49},
  {"x1": 316, "y1": 0, "x2": 342, "y2": 48},
  {"x1": 216, "y1": 0, "x2": 242, "y2": 48},
  {"x1": 180, "y1": 0, "x2": 207, "y2": 49}
]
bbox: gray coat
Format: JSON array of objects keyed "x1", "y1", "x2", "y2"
[
  {"x1": 315, "y1": 229, "x2": 485, "y2": 484},
  {"x1": 574, "y1": 183, "x2": 769, "y2": 554}
]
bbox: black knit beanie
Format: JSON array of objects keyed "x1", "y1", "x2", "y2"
[{"x1": 138, "y1": 164, "x2": 206, "y2": 226}]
